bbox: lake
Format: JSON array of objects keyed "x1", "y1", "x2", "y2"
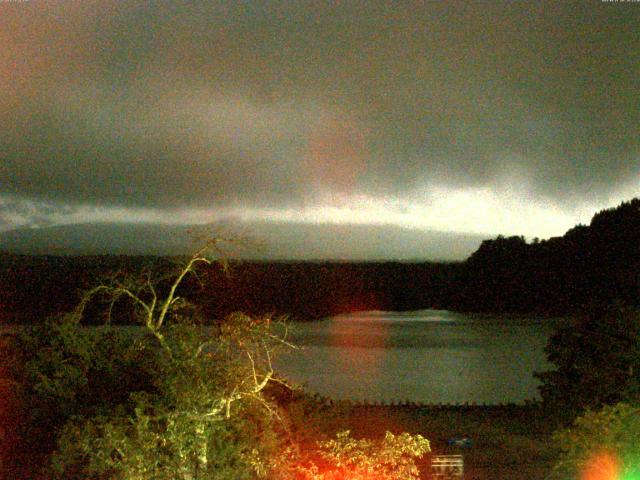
[{"x1": 273, "y1": 310, "x2": 565, "y2": 405}]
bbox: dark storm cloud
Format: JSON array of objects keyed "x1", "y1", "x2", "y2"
[
  {"x1": 1, "y1": 1, "x2": 639, "y2": 213},
  {"x1": 1, "y1": 82, "x2": 315, "y2": 208}
]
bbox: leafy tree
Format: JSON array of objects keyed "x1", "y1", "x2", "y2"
[
  {"x1": 13, "y1": 243, "x2": 294, "y2": 479},
  {"x1": 552, "y1": 403, "x2": 640, "y2": 480},
  {"x1": 283, "y1": 430, "x2": 430, "y2": 480},
  {"x1": 48, "y1": 317, "x2": 290, "y2": 480},
  {"x1": 10, "y1": 241, "x2": 432, "y2": 479},
  {"x1": 6, "y1": 313, "x2": 159, "y2": 479},
  {"x1": 535, "y1": 304, "x2": 640, "y2": 416}
]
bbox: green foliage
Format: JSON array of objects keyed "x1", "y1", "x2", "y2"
[
  {"x1": 552, "y1": 403, "x2": 640, "y2": 480},
  {"x1": 12, "y1": 246, "x2": 432, "y2": 480},
  {"x1": 11, "y1": 247, "x2": 294, "y2": 479},
  {"x1": 290, "y1": 430, "x2": 430, "y2": 480},
  {"x1": 13, "y1": 316, "x2": 155, "y2": 454},
  {"x1": 42, "y1": 314, "x2": 291, "y2": 480},
  {"x1": 535, "y1": 304, "x2": 640, "y2": 416}
]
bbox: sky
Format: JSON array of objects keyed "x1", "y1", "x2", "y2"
[{"x1": 1, "y1": 1, "x2": 639, "y2": 258}]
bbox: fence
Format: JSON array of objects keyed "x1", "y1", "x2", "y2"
[{"x1": 431, "y1": 454, "x2": 464, "y2": 479}]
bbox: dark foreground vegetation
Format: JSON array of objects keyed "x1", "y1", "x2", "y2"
[{"x1": 1, "y1": 248, "x2": 433, "y2": 480}]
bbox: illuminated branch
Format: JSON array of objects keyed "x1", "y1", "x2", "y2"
[{"x1": 156, "y1": 252, "x2": 211, "y2": 329}]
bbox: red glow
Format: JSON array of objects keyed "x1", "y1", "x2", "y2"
[
  {"x1": 305, "y1": 115, "x2": 368, "y2": 199},
  {"x1": 335, "y1": 292, "x2": 382, "y2": 316},
  {"x1": 327, "y1": 293, "x2": 389, "y2": 384},
  {"x1": 582, "y1": 451, "x2": 621, "y2": 480}
]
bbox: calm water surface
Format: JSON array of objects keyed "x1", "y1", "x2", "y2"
[{"x1": 273, "y1": 310, "x2": 565, "y2": 405}]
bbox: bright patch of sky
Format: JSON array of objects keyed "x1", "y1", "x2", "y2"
[{"x1": 4, "y1": 180, "x2": 636, "y2": 241}]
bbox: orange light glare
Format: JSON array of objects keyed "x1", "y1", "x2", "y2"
[{"x1": 582, "y1": 451, "x2": 621, "y2": 480}]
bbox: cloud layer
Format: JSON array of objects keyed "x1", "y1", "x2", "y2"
[{"x1": 1, "y1": 1, "x2": 639, "y2": 241}]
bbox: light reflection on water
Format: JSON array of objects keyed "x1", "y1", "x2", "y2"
[{"x1": 273, "y1": 309, "x2": 565, "y2": 405}]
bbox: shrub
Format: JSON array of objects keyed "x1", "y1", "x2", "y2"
[
  {"x1": 552, "y1": 403, "x2": 640, "y2": 480},
  {"x1": 536, "y1": 304, "x2": 640, "y2": 416},
  {"x1": 288, "y1": 430, "x2": 430, "y2": 480}
]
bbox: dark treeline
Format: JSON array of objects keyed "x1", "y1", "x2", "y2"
[
  {"x1": 2, "y1": 198, "x2": 639, "y2": 323},
  {"x1": 0, "y1": 255, "x2": 459, "y2": 323},
  {"x1": 452, "y1": 198, "x2": 640, "y2": 314},
  {"x1": 198, "y1": 261, "x2": 460, "y2": 320}
]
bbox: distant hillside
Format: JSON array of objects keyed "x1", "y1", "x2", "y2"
[
  {"x1": 1, "y1": 199, "x2": 638, "y2": 323},
  {"x1": 452, "y1": 198, "x2": 640, "y2": 313},
  {"x1": 0, "y1": 221, "x2": 485, "y2": 261}
]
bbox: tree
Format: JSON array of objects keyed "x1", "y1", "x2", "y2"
[
  {"x1": 11, "y1": 240, "x2": 432, "y2": 479},
  {"x1": 535, "y1": 304, "x2": 640, "y2": 416},
  {"x1": 552, "y1": 403, "x2": 640, "y2": 480},
  {"x1": 290, "y1": 430, "x2": 430, "y2": 480},
  {"x1": 14, "y1": 242, "x2": 295, "y2": 479}
]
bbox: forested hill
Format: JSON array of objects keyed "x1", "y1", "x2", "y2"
[
  {"x1": 1, "y1": 199, "x2": 638, "y2": 323},
  {"x1": 450, "y1": 198, "x2": 640, "y2": 313}
]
